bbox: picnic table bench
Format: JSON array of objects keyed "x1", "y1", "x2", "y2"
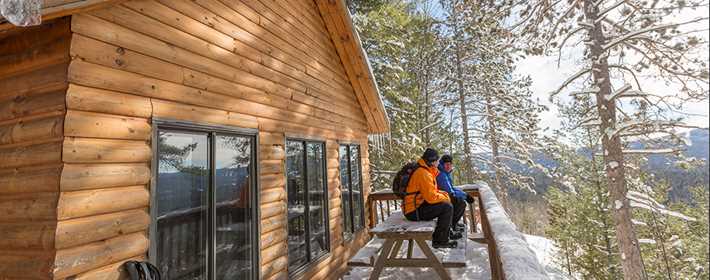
[{"x1": 348, "y1": 211, "x2": 467, "y2": 280}]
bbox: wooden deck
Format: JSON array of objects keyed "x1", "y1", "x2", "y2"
[{"x1": 362, "y1": 182, "x2": 550, "y2": 280}]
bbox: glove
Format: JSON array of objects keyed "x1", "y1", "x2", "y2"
[{"x1": 465, "y1": 194, "x2": 475, "y2": 204}]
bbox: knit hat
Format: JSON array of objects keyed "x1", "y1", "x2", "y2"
[
  {"x1": 422, "y1": 148, "x2": 440, "y2": 163},
  {"x1": 440, "y1": 154, "x2": 453, "y2": 163}
]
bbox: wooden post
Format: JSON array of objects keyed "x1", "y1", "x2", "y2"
[
  {"x1": 479, "y1": 194, "x2": 503, "y2": 279},
  {"x1": 368, "y1": 197, "x2": 376, "y2": 229}
]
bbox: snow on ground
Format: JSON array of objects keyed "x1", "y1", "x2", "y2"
[{"x1": 524, "y1": 234, "x2": 573, "y2": 279}]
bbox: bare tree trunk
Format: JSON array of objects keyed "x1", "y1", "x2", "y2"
[
  {"x1": 586, "y1": 128, "x2": 619, "y2": 278},
  {"x1": 485, "y1": 93, "x2": 507, "y2": 210},
  {"x1": 584, "y1": 1, "x2": 645, "y2": 278},
  {"x1": 424, "y1": 77, "x2": 431, "y2": 146},
  {"x1": 452, "y1": 0, "x2": 474, "y2": 183},
  {"x1": 455, "y1": 51, "x2": 474, "y2": 181}
]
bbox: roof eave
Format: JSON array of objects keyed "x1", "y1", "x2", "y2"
[{"x1": 316, "y1": 0, "x2": 390, "y2": 134}]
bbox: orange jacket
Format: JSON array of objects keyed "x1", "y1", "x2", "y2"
[{"x1": 403, "y1": 159, "x2": 451, "y2": 214}]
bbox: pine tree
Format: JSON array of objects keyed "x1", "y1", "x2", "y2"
[
  {"x1": 441, "y1": 0, "x2": 547, "y2": 209},
  {"x1": 351, "y1": 0, "x2": 456, "y2": 188},
  {"x1": 544, "y1": 130, "x2": 622, "y2": 279},
  {"x1": 516, "y1": 0, "x2": 709, "y2": 277},
  {"x1": 685, "y1": 186, "x2": 710, "y2": 279}
]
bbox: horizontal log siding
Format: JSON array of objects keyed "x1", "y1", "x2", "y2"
[
  {"x1": 53, "y1": 0, "x2": 373, "y2": 279},
  {"x1": 0, "y1": 17, "x2": 70, "y2": 279}
]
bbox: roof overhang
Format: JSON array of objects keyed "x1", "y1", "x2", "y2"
[{"x1": 315, "y1": 0, "x2": 390, "y2": 134}]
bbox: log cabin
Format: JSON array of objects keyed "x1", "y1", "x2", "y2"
[{"x1": 0, "y1": 0, "x2": 389, "y2": 279}]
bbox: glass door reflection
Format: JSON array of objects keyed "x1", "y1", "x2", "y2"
[{"x1": 156, "y1": 131, "x2": 209, "y2": 280}]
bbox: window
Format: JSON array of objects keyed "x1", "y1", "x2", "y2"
[
  {"x1": 285, "y1": 139, "x2": 329, "y2": 274},
  {"x1": 151, "y1": 122, "x2": 258, "y2": 280},
  {"x1": 339, "y1": 144, "x2": 364, "y2": 240}
]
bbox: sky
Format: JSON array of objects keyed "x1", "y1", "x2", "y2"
[
  {"x1": 421, "y1": 1, "x2": 710, "y2": 136},
  {"x1": 516, "y1": 52, "x2": 710, "y2": 135},
  {"x1": 513, "y1": 17, "x2": 710, "y2": 137},
  {"x1": 515, "y1": 38, "x2": 710, "y2": 138}
]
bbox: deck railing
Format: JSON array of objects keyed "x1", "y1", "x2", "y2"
[{"x1": 365, "y1": 182, "x2": 550, "y2": 280}]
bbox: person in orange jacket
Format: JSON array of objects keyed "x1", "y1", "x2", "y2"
[{"x1": 403, "y1": 148, "x2": 461, "y2": 248}]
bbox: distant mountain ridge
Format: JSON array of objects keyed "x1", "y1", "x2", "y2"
[{"x1": 481, "y1": 129, "x2": 709, "y2": 201}]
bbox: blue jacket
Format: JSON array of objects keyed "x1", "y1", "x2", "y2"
[{"x1": 436, "y1": 163, "x2": 467, "y2": 199}]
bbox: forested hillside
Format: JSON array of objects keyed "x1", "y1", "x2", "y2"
[{"x1": 349, "y1": 0, "x2": 709, "y2": 278}]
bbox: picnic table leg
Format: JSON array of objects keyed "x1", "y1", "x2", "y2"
[
  {"x1": 370, "y1": 239, "x2": 395, "y2": 280},
  {"x1": 389, "y1": 240, "x2": 404, "y2": 259},
  {"x1": 406, "y1": 239, "x2": 414, "y2": 259},
  {"x1": 414, "y1": 238, "x2": 451, "y2": 280}
]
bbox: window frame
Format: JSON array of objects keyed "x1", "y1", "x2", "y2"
[
  {"x1": 149, "y1": 119, "x2": 260, "y2": 280},
  {"x1": 284, "y1": 137, "x2": 331, "y2": 278},
  {"x1": 339, "y1": 143, "x2": 365, "y2": 242}
]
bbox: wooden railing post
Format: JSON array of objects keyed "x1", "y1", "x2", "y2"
[
  {"x1": 368, "y1": 196, "x2": 376, "y2": 229},
  {"x1": 479, "y1": 193, "x2": 504, "y2": 280}
]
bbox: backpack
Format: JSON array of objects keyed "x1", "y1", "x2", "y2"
[
  {"x1": 124, "y1": 261, "x2": 161, "y2": 280},
  {"x1": 392, "y1": 162, "x2": 423, "y2": 198}
]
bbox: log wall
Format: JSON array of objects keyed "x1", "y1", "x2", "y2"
[
  {"x1": 0, "y1": 18, "x2": 70, "y2": 279},
  {"x1": 51, "y1": 0, "x2": 373, "y2": 279}
]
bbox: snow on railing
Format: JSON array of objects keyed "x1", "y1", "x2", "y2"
[{"x1": 468, "y1": 183, "x2": 550, "y2": 280}]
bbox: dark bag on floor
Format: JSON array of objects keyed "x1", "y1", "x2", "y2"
[{"x1": 124, "y1": 261, "x2": 161, "y2": 280}]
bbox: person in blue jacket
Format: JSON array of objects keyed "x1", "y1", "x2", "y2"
[{"x1": 436, "y1": 154, "x2": 472, "y2": 232}]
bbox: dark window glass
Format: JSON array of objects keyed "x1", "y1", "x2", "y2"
[
  {"x1": 286, "y1": 141, "x2": 307, "y2": 270},
  {"x1": 286, "y1": 140, "x2": 329, "y2": 274},
  {"x1": 215, "y1": 135, "x2": 253, "y2": 279},
  {"x1": 156, "y1": 131, "x2": 209, "y2": 280},
  {"x1": 307, "y1": 143, "x2": 327, "y2": 257},
  {"x1": 340, "y1": 144, "x2": 364, "y2": 240},
  {"x1": 154, "y1": 127, "x2": 256, "y2": 280},
  {"x1": 339, "y1": 145, "x2": 352, "y2": 240},
  {"x1": 349, "y1": 145, "x2": 364, "y2": 231}
]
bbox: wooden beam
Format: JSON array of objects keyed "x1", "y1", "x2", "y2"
[
  {"x1": 53, "y1": 232, "x2": 148, "y2": 278},
  {"x1": 64, "y1": 110, "x2": 151, "y2": 141},
  {"x1": 0, "y1": 164, "x2": 61, "y2": 194},
  {"x1": 57, "y1": 185, "x2": 149, "y2": 220},
  {"x1": 55, "y1": 208, "x2": 149, "y2": 249},
  {"x1": 62, "y1": 137, "x2": 151, "y2": 163},
  {"x1": 66, "y1": 84, "x2": 152, "y2": 118},
  {"x1": 60, "y1": 163, "x2": 150, "y2": 192}
]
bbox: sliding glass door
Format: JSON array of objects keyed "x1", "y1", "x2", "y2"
[
  {"x1": 152, "y1": 123, "x2": 257, "y2": 280},
  {"x1": 155, "y1": 130, "x2": 209, "y2": 279}
]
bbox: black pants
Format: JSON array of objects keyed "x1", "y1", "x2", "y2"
[
  {"x1": 405, "y1": 201, "x2": 453, "y2": 243},
  {"x1": 451, "y1": 196, "x2": 466, "y2": 229}
]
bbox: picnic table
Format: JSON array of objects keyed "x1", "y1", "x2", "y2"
[
  {"x1": 368, "y1": 183, "x2": 483, "y2": 239},
  {"x1": 348, "y1": 211, "x2": 467, "y2": 280}
]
